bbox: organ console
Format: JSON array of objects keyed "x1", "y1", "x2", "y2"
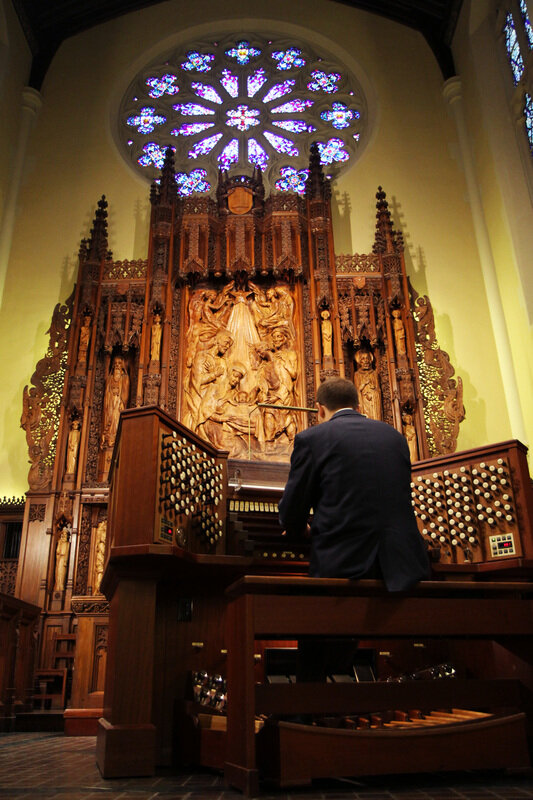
[{"x1": 96, "y1": 405, "x2": 533, "y2": 792}]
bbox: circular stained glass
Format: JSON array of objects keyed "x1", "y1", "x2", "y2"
[{"x1": 118, "y1": 33, "x2": 366, "y2": 196}]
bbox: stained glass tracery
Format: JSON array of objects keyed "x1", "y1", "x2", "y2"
[
  {"x1": 307, "y1": 70, "x2": 341, "y2": 93},
  {"x1": 181, "y1": 51, "x2": 215, "y2": 72},
  {"x1": 525, "y1": 92, "x2": 533, "y2": 153},
  {"x1": 275, "y1": 165, "x2": 309, "y2": 193},
  {"x1": 146, "y1": 74, "x2": 180, "y2": 98},
  {"x1": 176, "y1": 168, "x2": 211, "y2": 195},
  {"x1": 271, "y1": 48, "x2": 305, "y2": 71},
  {"x1": 519, "y1": 0, "x2": 533, "y2": 47},
  {"x1": 120, "y1": 33, "x2": 365, "y2": 192},
  {"x1": 225, "y1": 40, "x2": 261, "y2": 65},
  {"x1": 504, "y1": 12, "x2": 525, "y2": 84}
]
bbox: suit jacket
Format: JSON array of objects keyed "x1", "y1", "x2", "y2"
[{"x1": 278, "y1": 409, "x2": 429, "y2": 591}]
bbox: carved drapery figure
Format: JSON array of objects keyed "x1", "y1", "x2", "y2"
[
  {"x1": 353, "y1": 349, "x2": 382, "y2": 420},
  {"x1": 200, "y1": 363, "x2": 265, "y2": 458},
  {"x1": 150, "y1": 313, "x2": 162, "y2": 362},
  {"x1": 92, "y1": 519, "x2": 107, "y2": 595},
  {"x1": 320, "y1": 309, "x2": 333, "y2": 358},
  {"x1": 77, "y1": 313, "x2": 92, "y2": 368},
  {"x1": 402, "y1": 411, "x2": 418, "y2": 463},
  {"x1": 184, "y1": 329, "x2": 234, "y2": 432},
  {"x1": 255, "y1": 326, "x2": 299, "y2": 444},
  {"x1": 392, "y1": 309, "x2": 407, "y2": 357},
  {"x1": 54, "y1": 526, "x2": 70, "y2": 593},
  {"x1": 183, "y1": 283, "x2": 300, "y2": 458},
  {"x1": 101, "y1": 356, "x2": 129, "y2": 450},
  {"x1": 66, "y1": 418, "x2": 81, "y2": 474}
]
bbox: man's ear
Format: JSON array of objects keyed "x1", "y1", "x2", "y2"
[{"x1": 317, "y1": 402, "x2": 326, "y2": 422}]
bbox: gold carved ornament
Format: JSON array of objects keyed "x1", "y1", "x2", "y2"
[{"x1": 21, "y1": 293, "x2": 73, "y2": 491}]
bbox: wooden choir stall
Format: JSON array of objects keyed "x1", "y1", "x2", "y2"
[{"x1": 12, "y1": 145, "x2": 533, "y2": 791}]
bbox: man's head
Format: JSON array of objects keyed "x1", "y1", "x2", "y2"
[
  {"x1": 216, "y1": 330, "x2": 233, "y2": 354},
  {"x1": 316, "y1": 377, "x2": 359, "y2": 423}
]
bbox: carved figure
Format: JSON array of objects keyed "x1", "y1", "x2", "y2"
[
  {"x1": 200, "y1": 364, "x2": 265, "y2": 458},
  {"x1": 185, "y1": 330, "x2": 233, "y2": 432},
  {"x1": 77, "y1": 313, "x2": 92, "y2": 367},
  {"x1": 392, "y1": 309, "x2": 407, "y2": 357},
  {"x1": 54, "y1": 527, "x2": 70, "y2": 593},
  {"x1": 353, "y1": 350, "x2": 382, "y2": 420},
  {"x1": 402, "y1": 412, "x2": 418, "y2": 463},
  {"x1": 66, "y1": 418, "x2": 81, "y2": 474},
  {"x1": 92, "y1": 520, "x2": 107, "y2": 595},
  {"x1": 183, "y1": 283, "x2": 300, "y2": 457},
  {"x1": 320, "y1": 309, "x2": 333, "y2": 358},
  {"x1": 150, "y1": 313, "x2": 162, "y2": 362},
  {"x1": 185, "y1": 289, "x2": 226, "y2": 368},
  {"x1": 101, "y1": 356, "x2": 129, "y2": 450},
  {"x1": 255, "y1": 327, "x2": 299, "y2": 443}
]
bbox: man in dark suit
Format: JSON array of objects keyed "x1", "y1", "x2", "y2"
[{"x1": 279, "y1": 377, "x2": 429, "y2": 592}]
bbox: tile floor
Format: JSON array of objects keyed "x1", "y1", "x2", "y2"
[{"x1": 0, "y1": 732, "x2": 532, "y2": 800}]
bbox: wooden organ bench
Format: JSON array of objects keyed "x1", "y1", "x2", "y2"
[{"x1": 225, "y1": 576, "x2": 533, "y2": 796}]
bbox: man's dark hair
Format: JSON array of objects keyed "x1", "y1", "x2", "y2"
[{"x1": 316, "y1": 377, "x2": 359, "y2": 411}]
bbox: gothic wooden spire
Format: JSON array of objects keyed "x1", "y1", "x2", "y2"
[
  {"x1": 305, "y1": 142, "x2": 330, "y2": 201},
  {"x1": 157, "y1": 146, "x2": 177, "y2": 206},
  {"x1": 87, "y1": 195, "x2": 108, "y2": 261},
  {"x1": 373, "y1": 186, "x2": 403, "y2": 254}
]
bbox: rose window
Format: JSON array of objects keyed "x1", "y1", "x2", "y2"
[{"x1": 119, "y1": 34, "x2": 367, "y2": 196}]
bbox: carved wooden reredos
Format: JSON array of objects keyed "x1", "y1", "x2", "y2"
[{"x1": 22, "y1": 144, "x2": 464, "y2": 496}]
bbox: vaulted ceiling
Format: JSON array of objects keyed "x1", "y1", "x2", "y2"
[{"x1": 12, "y1": 0, "x2": 464, "y2": 90}]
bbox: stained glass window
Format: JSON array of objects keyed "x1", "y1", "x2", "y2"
[
  {"x1": 171, "y1": 122, "x2": 215, "y2": 136},
  {"x1": 247, "y1": 69, "x2": 268, "y2": 98},
  {"x1": 316, "y1": 137, "x2": 349, "y2": 164},
  {"x1": 275, "y1": 165, "x2": 309, "y2": 193},
  {"x1": 218, "y1": 138, "x2": 239, "y2": 168},
  {"x1": 138, "y1": 142, "x2": 173, "y2": 168},
  {"x1": 263, "y1": 131, "x2": 299, "y2": 156},
  {"x1": 271, "y1": 48, "x2": 305, "y2": 71},
  {"x1": 320, "y1": 102, "x2": 360, "y2": 130},
  {"x1": 146, "y1": 74, "x2": 179, "y2": 98},
  {"x1": 272, "y1": 120, "x2": 315, "y2": 133},
  {"x1": 191, "y1": 83, "x2": 223, "y2": 104},
  {"x1": 525, "y1": 92, "x2": 533, "y2": 153},
  {"x1": 225, "y1": 105, "x2": 260, "y2": 131},
  {"x1": 127, "y1": 107, "x2": 167, "y2": 134},
  {"x1": 119, "y1": 33, "x2": 367, "y2": 192},
  {"x1": 188, "y1": 133, "x2": 223, "y2": 158},
  {"x1": 262, "y1": 81, "x2": 296, "y2": 103},
  {"x1": 221, "y1": 70, "x2": 239, "y2": 98},
  {"x1": 519, "y1": 0, "x2": 533, "y2": 47},
  {"x1": 307, "y1": 70, "x2": 341, "y2": 93},
  {"x1": 225, "y1": 41, "x2": 261, "y2": 65},
  {"x1": 271, "y1": 99, "x2": 314, "y2": 113},
  {"x1": 176, "y1": 168, "x2": 211, "y2": 195},
  {"x1": 248, "y1": 139, "x2": 269, "y2": 170},
  {"x1": 504, "y1": 13, "x2": 525, "y2": 84},
  {"x1": 174, "y1": 102, "x2": 215, "y2": 116},
  {"x1": 181, "y1": 51, "x2": 215, "y2": 72}
]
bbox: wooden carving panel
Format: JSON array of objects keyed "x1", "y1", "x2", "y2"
[{"x1": 179, "y1": 281, "x2": 305, "y2": 461}]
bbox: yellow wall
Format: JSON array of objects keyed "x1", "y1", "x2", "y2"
[
  {"x1": 0, "y1": 0, "x2": 526, "y2": 496},
  {"x1": 451, "y1": 0, "x2": 533, "y2": 455}
]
